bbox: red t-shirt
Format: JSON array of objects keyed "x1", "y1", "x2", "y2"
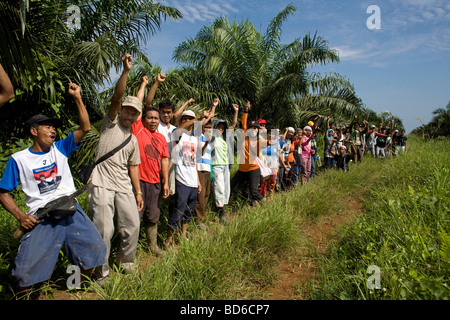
[{"x1": 131, "y1": 120, "x2": 169, "y2": 184}]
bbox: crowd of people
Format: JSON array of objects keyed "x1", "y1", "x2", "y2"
[{"x1": 0, "y1": 56, "x2": 407, "y2": 293}]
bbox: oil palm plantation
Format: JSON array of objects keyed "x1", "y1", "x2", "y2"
[
  {"x1": 172, "y1": 3, "x2": 365, "y2": 129},
  {"x1": 0, "y1": 0, "x2": 181, "y2": 139}
]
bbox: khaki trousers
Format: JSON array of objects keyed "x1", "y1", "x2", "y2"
[{"x1": 90, "y1": 186, "x2": 140, "y2": 278}]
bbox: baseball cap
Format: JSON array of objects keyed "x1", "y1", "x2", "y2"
[
  {"x1": 287, "y1": 127, "x2": 295, "y2": 133},
  {"x1": 25, "y1": 114, "x2": 63, "y2": 129},
  {"x1": 249, "y1": 121, "x2": 261, "y2": 128},
  {"x1": 122, "y1": 96, "x2": 143, "y2": 113},
  {"x1": 307, "y1": 121, "x2": 314, "y2": 127},
  {"x1": 257, "y1": 119, "x2": 267, "y2": 125}
]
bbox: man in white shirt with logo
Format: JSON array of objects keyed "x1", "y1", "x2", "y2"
[{"x1": 0, "y1": 83, "x2": 106, "y2": 293}]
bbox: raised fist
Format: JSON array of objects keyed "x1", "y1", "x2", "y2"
[
  {"x1": 157, "y1": 73, "x2": 166, "y2": 83},
  {"x1": 68, "y1": 83, "x2": 81, "y2": 98},
  {"x1": 122, "y1": 54, "x2": 132, "y2": 71}
]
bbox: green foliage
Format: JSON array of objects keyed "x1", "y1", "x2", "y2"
[
  {"x1": 0, "y1": 0, "x2": 182, "y2": 142},
  {"x1": 310, "y1": 136, "x2": 450, "y2": 300},
  {"x1": 412, "y1": 101, "x2": 450, "y2": 138},
  {"x1": 171, "y1": 4, "x2": 393, "y2": 130}
]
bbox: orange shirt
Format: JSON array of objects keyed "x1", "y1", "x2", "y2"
[
  {"x1": 238, "y1": 112, "x2": 259, "y2": 172},
  {"x1": 288, "y1": 139, "x2": 299, "y2": 163}
]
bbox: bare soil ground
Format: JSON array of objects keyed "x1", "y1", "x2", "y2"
[
  {"x1": 264, "y1": 200, "x2": 364, "y2": 300},
  {"x1": 38, "y1": 200, "x2": 364, "y2": 301}
]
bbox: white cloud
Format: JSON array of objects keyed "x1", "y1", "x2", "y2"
[{"x1": 167, "y1": 0, "x2": 240, "y2": 24}]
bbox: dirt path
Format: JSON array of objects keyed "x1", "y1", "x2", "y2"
[
  {"x1": 264, "y1": 200, "x2": 364, "y2": 300},
  {"x1": 38, "y1": 200, "x2": 364, "y2": 301}
]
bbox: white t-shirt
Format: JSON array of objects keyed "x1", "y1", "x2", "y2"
[
  {"x1": 157, "y1": 122, "x2": 177, "y2": 155},
  {"x1": 0, "y1": 133, "x2": 79, "y2": 214},
  {"x1": 173, "y1": 132, "x2": 199, "y2": 188}
]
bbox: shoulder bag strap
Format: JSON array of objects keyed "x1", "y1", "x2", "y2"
[{"x1": 94, "y1": 134, "x2": 132, "y2": 166}]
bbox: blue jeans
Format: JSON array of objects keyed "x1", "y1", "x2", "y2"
[
  {"x1": 292, "y1": 164, "x2": 299, "y2": 185},
  {"x1": 324, "y1": 156, "x2": 336, "y2": 168},
  {"x1": 168, "y1": 180, "x2": 198, "y2": 230},
  {"x1": 12, "y1": 203, "x2": 106, "y2": 288},
  {"x1": 310, "y1": 154, "x2": 316, "y2": 178}
]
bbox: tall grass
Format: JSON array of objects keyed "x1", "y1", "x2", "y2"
[
  {"x1": 309, "y1": 136, "x2": 450, "y2": 300},
  {"x1": 1, "y1": 136, "x2": 448, "y2": 300}
]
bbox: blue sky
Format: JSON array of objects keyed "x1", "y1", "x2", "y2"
[{"x1": 142, "y1": 0, "x2": 450, "y2": 133}]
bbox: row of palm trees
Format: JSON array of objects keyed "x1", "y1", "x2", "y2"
[
  {"x1": 412, "y1": 102, "x2": 450, "y2": 138},
  {"x1": 0, "y1": 1, "x2": 403, "y2": 168}
]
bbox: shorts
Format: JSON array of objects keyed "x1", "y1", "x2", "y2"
[
  {"x1": 168, "y1": 180, "x2": 198, "y2": 231},
  {"x1": 139, "y1": 180, "x2": 162, "y2": 224},
  {"x1": 12, "y1": 203, "x2": 106, "y2": 288}
]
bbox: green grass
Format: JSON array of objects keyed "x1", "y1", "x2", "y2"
[
  {"x1": 309, "y1": 136, "x2": 450, "y2": 300},
  {"x1": 0, "y1": 136, "x2": 448, "y2": 300}
]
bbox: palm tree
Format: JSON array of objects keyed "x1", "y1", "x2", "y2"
[
  {"x1": 172, "y1": 3, "x2": 365, "y2": 129},
  {"x1": 412, "y1": 101, "x2": 450, "y2": 138},
  {"x1": 0, "y1": 0, "x2": 181, "y2": 138}
]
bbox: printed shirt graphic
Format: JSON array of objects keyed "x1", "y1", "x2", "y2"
[
  {"x1": 34, "y1": 163, "x2": 62, "y2": 194},
  {"x1": 0, "y1": 133, "x2": 79, "y2": 214},
  {"x1": 174, "y1": 133, "x2": 199, "y2": 188}
]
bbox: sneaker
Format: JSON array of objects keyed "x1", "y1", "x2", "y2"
[
  {"x1": 90, "y1": 275, "x2": 110, "y2": 290},
  {"x1": 117, "y1": 262, "x2": 136, "y2": 275}
]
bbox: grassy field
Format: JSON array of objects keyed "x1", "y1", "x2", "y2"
[
  {"x1": 309, "y1": 136, "x2": 450, "y2": 300},
  {"x1": 0, "y1": 136, "x2": 448, "y2": 300}
]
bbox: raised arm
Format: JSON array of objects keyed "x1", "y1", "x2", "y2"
[
  {"x1": 135, "y1": 76, "x2": 149, "y2": 122},
  {"x1": 144, "y1": 73, "x2": 165, "y2": 108},
  {"x1": 0, "y1": 63, "x2": 14, "y2": 108},
  {"x1": 136, "y1": 75, "x2": 149, "y2": 102},
  {"x1": 203, "y1": 98, "x2": 218, "y2": 125},
  {"x1": 173, "y1": 98, "x2": 195, "y2": 125},
  {"x1": 108, "y1": 54, "x2": 132, "y2": 121},
  {"x1": 229, "y1": 103, "x2": 239, "y2": 130},
  {"x1": 68, "y1": 83, "x2": 91, "y2": 145},
  {"x1": 178, "y1": 110, "x2": 209, "y2": 131},
  {"x1": 314, "y1": 115, "x2": 322, "y2": 131}
]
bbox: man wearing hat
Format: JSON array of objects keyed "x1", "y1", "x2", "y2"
[
  {"x1": 257, "y1": 119, "x2": 267, "y2": 132},
  {"x1": 0, "y1": 83, "x2": 106, "y2": 292},
  {"x1": 89, "y1": 54, "x2": 143, "y2": 281}
]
